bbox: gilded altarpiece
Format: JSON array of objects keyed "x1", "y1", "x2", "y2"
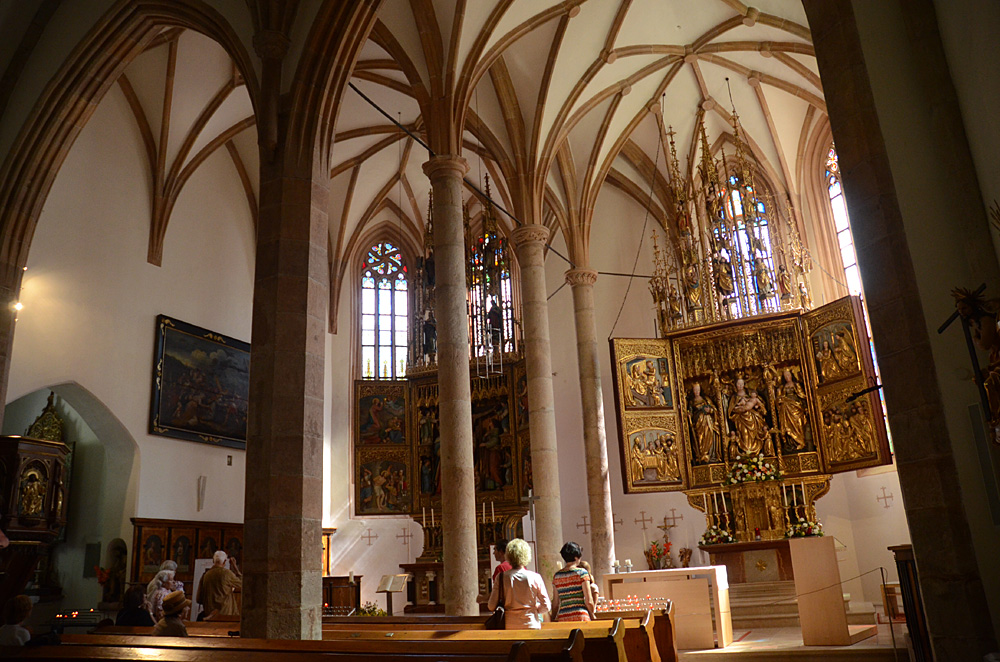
[
  {"x1": 353, "y1": 359, "x2": 530, "y2": 563},
  {"x1": 611, "y1": 296, "x2": 891, "y2": 498}
]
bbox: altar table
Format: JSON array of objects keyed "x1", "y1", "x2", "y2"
[{"x1": 603, "y1": 566, "x2": 732, "y2": 650}]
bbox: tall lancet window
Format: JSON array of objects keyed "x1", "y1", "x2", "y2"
[
  {"x1": 361, "y1": 241, "x2": 408, "y2": 379},
  {"x1": 826, "y1": 146, "x2": 862, "y2": 295}
]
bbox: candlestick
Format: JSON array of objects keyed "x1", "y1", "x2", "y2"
[
  {"x1": 781, "y1": 484, "x2": 787, "y2": 507},
  {"x1": 801, "y1": 481, "x2": 807, "y2": 505},
  {"x1": 491, "y1": 501, "x2": 495, "y2": 523},
  {"x1": 703, "y1": 493, "x2": 708, "y2": 513},
  {"x1": 431, "y1": 508, "x2": 435, "y2": 528},
  {"x1": 423, "y1": 507, "x2": 427, "y2": 527},
  {"x1": 793, "y1": 486, "x2": 798, "y2": 507},
  {"x1": 348, "y1": 571, "x2": 354, "y2": 583}
]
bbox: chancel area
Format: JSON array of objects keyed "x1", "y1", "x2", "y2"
[{"x1": 0, "y1": 0, "x2": 998, "y2": 660}]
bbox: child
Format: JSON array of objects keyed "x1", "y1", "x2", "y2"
[{"x1": 0, "y1": 595, "x2": 32, "y2": 645}]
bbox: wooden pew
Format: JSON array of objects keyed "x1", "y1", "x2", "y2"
[
  {"x1": 49, "y1": 630, "x2": 582, "y2": 662},
  {"x1": 320, "y1": 619, "x2": 619, "y2": 662},
  {"x1": 8, "y1": 641, "x2": 531, "y2": 662},
  {"x1": 595, "y1": 606, "x2": 677, "y2": 662},
  {"x1": 93, "y1": 622, "x2": 238, "y2": 637},
  {"x1": 323, "y1": 614, "x2": 488, "y2": 630},
  {"x1": 546, "y1": 612, "x2": 654, "y2": 662}
]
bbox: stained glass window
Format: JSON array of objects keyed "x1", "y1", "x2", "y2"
[
  {"x1": 826, "y1": 146, "x2": 862, "y2": 296},
  {"x1": 361, "y1": 241, "x2": 408, "y2": 379}
]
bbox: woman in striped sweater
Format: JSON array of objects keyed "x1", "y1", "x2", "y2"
[{"x1": 551, "y1": 541, "x2": 595, "y2": 622}]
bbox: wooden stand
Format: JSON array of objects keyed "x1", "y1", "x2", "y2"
[
  {"x1": 788, "y1": 537, "x2": 875, "y2": 645},
  {"x1": 322, "y1": 575, "x2": 361, "y2": 615},
  {"x1": 603, "y1": 566, "x2": 732, "y2": 650}
]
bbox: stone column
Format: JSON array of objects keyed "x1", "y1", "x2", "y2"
[
  {"x1": 565, "y1": 268, "x2": 615, "y2": 582},
  {"x1": 242, "y1": 167, "x2": 326, "y2": 639},
  {"x1": 511, "y1": 224, "x2": 563, "y2": 587},
  {"x1": 423, "y1": 155, "x2": 479, "y2": 616}
]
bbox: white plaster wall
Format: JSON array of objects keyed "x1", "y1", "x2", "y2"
[{"x1": 6, "y1": 80, "x2": 253, "y2": 553}]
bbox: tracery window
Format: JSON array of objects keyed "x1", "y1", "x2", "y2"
[
  {"x1": 713, "y1": 174, "x2": 780, "y2": 317},
  {"x1": 826, "y1": 146, "x2": 862, "y2": 295},
  {"x1": 467, "y1": 234, "x2": 516, "y2": 356},
  {"x1": 360, "y1": 241, "x2": 408, "y2": 379}
]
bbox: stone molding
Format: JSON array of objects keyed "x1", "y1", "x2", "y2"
[
  {"x1": 565, "y1": 268, "x2": 598, "y2": 287},
  {"x1": 253, "y1": 29, "x2": 290, "y2": 60}
]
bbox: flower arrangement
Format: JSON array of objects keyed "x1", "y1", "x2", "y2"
[
  {"x1": 355, "y1": 601, "x2": 388, "y2": 617},
  {"x1": 644, "y1": 539, "x2": 672, "y2": 569},
  {"x1": 786, "y1": 518, "x2": 824, "y2": 538},
  {"x1": 726, "y1": 452, "x2": 781, "y2": 485},
  {"x1": 94, "y1": 566, "x2": 110, "y2": 586},
  {"x1": 699, "y1": 525, "x2": 736, "y2": 546}
]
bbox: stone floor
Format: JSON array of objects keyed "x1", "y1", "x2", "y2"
[{"x1": 678, "y1": 624, "x2": 910, "y2": 661}]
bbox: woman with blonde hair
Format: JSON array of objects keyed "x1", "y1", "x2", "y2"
[{"x1": 487, "y1": 538, "x2": 550, "y2": 630}]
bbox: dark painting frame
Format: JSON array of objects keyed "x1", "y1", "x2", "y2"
[{"x1": 149, "y1": 315, "x2": 250, "y2": 450}]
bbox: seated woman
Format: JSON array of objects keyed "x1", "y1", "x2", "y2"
[
  {"x1": 487, "y1": 538, "x2": 550, "y2": 630},
  {"x1": 146, "y1": 569, "x2": 178, "y2": 621},
  {"x1": 551, "y1": 542, "x2": 595, "y2": 622},
  {"x1": 116, "y1": 586, "x2": 155, "y2": 627}
]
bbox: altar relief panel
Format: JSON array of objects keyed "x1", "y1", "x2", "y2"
[{"x1": 611, "y1": 295, "x2": 890, "y2": 493}]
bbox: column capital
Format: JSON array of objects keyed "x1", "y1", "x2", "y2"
[
  {"x1": 511, "y1": 224, "x2": 550, "y2": 248},
  {"x1": 422, "y1": 155, "x2": 469, "y2": 181},
  {"x1": 253, "y1": 29, "x2": 290, "y2": 60},
  {"x1": 565, "y1": 268, "x2": 598, "y2": 287}
]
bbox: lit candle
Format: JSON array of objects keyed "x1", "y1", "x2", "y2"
[
  {"x1": 491, "y1": 501, "x2": 495, "y2": 523},
  {"x1": 423, "y1": 507, "x2": 427, "y2": 527}
]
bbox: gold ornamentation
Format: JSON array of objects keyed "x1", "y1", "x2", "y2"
[
  {"x1": 26, "y1": 392, "x2": 63, "y2": 442},
  {"x1": 756, "y1": 559, "x2": 768, "y2": 572},
  {"x1": 19, "y1": 465, "x2": 47, "y2": 517}
]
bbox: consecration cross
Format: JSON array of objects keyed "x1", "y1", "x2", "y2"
[
  {"x1": 396, "y1": 528, "x2": 413, "y2": 545},
  {"x1": 877, "y1": 487, "x2": 894, "y2": 509},
  {"x1": 361, "y1": 528, "x2": 378, "y2": 546},
  {"x1": 613, "y1": 515, "x2": 624, "y2": 532},
  {"x1": 577, "y1": 515, "x2": 590, "y2": 534},
  {"x1": 634, "y1": 510, "x2": 653, "y2": 531}
]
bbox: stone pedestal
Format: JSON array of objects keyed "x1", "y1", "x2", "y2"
[
  {"x1": 565, "y1": 268, "x2": 615, "y2": 582},
  {"x1": 511, "y1": 224, "x2": 563, "y2": 586},
  {"x1": 423, "y1": 155, "x2": 478, "y2": 616}
]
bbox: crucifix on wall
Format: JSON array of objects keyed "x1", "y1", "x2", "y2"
[{"x1": 658, "y1": 508, "x2": 683, "y2": 537}]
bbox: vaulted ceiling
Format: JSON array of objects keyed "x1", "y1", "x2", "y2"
[{"x1": 329, "y1": 0, "x2": 824, "y2": 280}]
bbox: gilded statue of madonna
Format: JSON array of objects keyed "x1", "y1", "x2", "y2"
[
  {"x1": 689, "y1": 382, "x2": 720, "y2": 463},
  {"x1": 728, "y1": 377, "x2": 769, "y2": 456},
  {"x1": 776, "y1": 368, "x2": 808, "y2": 450}
]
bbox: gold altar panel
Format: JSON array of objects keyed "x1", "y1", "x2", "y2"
[
  {"x1": 802, "y1": 296, "x2": 891, "y2": 473},
  {"x1": 610, "y1": 339, "x2": 688, "y2": 493}
]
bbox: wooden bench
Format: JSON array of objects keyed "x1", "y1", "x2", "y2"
[
  {"x1": 546, "y1": 612, "x2": 653, "y2": 662},
  {"x1": 320, "y1": 619, "x2": 619, "y2": 662},
  {"x1": 48, "y1": 630, "x2": 582, "y2": 662},
  {"x1": 93, "y1": 622, "x2": 239, "y2": 637},
  {"x1": 323, "y1": 614, "x2": 489, "y2": 630},
  {"x1": 595, "y1": 606, "x2": 677, "y2": 662}
]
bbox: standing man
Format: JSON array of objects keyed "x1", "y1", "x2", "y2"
[
  {"x1": 491, "y1": 539, "x2": 511, "y2": 588},
  {"x1": 196, "y1": 550, "x2": 241, "y2": 618}
]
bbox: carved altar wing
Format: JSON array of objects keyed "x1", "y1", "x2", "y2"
[
  {"x1": 610, "y1": 338, "x2": 689, "y2": 493},
  {"x1": 802, "y1": 295, "x2": 892, "y2": 473}
]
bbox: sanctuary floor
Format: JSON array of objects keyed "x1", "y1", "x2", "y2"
[{"x1": 679, "y1": 624, "x2": 909, "y2": 661}]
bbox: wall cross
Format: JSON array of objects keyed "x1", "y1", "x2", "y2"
[
  {"x1": 576, "y1": 515, "x2": 590, "y2": 534},
  {"x1": 634, "y1": 510, "x2": 653, "y2": 531},
  {"x1": 877, "y1": 487, "x2": 894, "y2": 509},
  {"x1": 361, "y1": 528, "x2": 379, "y2": 546}
]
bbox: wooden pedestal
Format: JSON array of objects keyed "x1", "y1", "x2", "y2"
[
  {"x1": 322, "y1": 575, "x2": 362, "y2": 615},
  {"x1": 789, "y1": 537, "x2": 876, "y2": 645}
]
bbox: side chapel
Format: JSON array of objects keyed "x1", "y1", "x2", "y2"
[{"x1": 0, "y1": 0, "x2": 997, "y2": 658}]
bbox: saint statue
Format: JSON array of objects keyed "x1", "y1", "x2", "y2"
[
  {"x1": 753, "y1": 258, "x2": 773, "y2": 300},
  {"x1": 777, "y1": 265, "x2": 792, "y2": 299},
  {"x1": 655, "y1": 433, "x2": 681, "y2": 481},
  {"x1": 422, "y1": 311, "x2": 437, "y2": 361},
  {"x1": 714, "y1": 253, "x2": 735, "y2": 297},
  {"x1": 776, "y1": 368, "x2": 808, "y2": 450},
  {"x1": 689, "y1": 382, "x2": 720, "y2": 463},
  {"x1": 727, "y1": 378, "x2": 769, "y2": 456},
  {"x1": 683, "y1": 263, "x2": 702, "y2": 310},
  {"x1": 798, "y1": 281, "x2": 812, "y2": 309},
  {"x1": 667, "y1": 284, "x2": 682, "y2": 319},
  {"x1": 847, "y1": 402, "x2": 876, "y2": 457}
]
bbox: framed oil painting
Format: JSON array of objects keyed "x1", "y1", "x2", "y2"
[
  {"x1": 356, "y1": 448, "x2": 411, "y2": 515},
  {"x1": 149, "y1": 315, "x2": 250, "y2": 450},
  {"x1": 355, "y1": 381, "x2": 407, "y2": 445}
]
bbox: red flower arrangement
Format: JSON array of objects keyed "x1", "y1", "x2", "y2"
[
  {"x1": 644, "y1": 539, "x2": 672, "y2": 570},
  {"x1": 94, "y1": 566, "x2": 110, "y2": 585}
]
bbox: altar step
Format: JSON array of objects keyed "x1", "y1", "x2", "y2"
[{"x1": 729, "y1": 581, "x2": 877, "y2": 629}]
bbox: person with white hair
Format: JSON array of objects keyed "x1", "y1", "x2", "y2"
[
  {"x1": 146, "y1": 560, "x2": 181, "y2": 598},
  {"x1": 146, "y1": 569, "x2": 178, "y2": 621},
  {"x1": 196, "y1": 550, "x2": 242, "y2": 618}
]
